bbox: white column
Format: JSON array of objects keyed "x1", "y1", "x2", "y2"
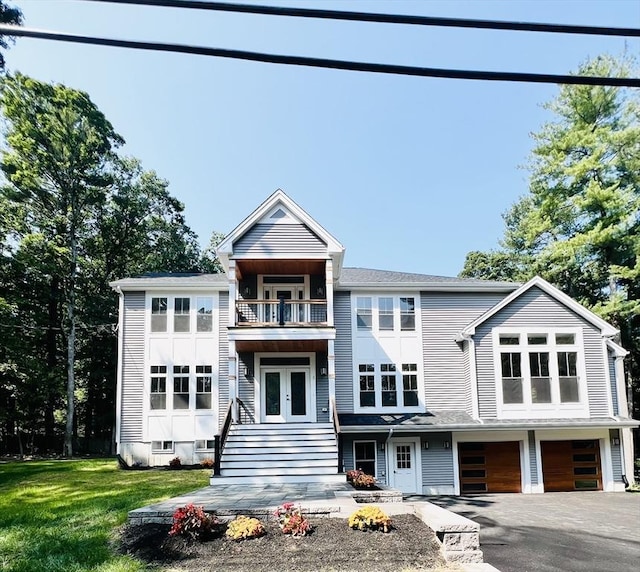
[
  {"x1": 328, "y1": 339, "x2": 336, "y2": 419},
  {"x1": 325, "y1": 259, "x2": 334, "y2": 327},
  {"x1": 229, "y1": 340, "x2": 238, "y2": 422},
  {"x1": 228, "y1": 260, "x2": 237, "y2": 327}
]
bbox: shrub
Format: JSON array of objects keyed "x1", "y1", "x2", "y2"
[
  {"x1": 274, "y1": 502, "x2": 312, "y2": 537},
  {"x1": 347, "y1": 469, "x2": 376, "y2": 488},
  {"x1": 225, "y1": 515, "x2": 265, "y2": 540},
  {"x1": 348, "y1": 506, "x2": 392, "y2": 533},
  {"x1": 169, "y1": 503, "x2": 220, "y2": 540},
  {"x1": 168, "y1": 457, "x2": 182, "y2": 469},
  {"x1": 200, "y1": 458, "x2": 214, "y2": 468}
]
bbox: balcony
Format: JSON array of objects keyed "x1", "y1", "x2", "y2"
[{"x1": 236, "y1": 298, "x2": 328, "y2": 327}]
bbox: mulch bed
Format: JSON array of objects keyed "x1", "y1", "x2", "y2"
[{"x1": 118, "y1": 514, "x2": 447, "y2": 572}]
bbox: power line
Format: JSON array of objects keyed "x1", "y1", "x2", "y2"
[
  {"x1": 88, "y1": 0, "x2": 640, "y2": 38},
  {"x1": 2, "y1": 25, "x2": 639, "y2": 87}
]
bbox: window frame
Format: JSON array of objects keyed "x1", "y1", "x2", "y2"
[
  {"x1": 354, "y1": 294, "x2": 418, "y2": 333},
  {"x1": 493, "y1": 327, "x2": 587, "y2": 418},
  {"x1": 355, "y1": 361, "x2": 422, "y2": 412},
  {"x1": 353, "y1": 440, "x2": 377, "y2": 477},
  {"x1": 151, "y1": 440, "x2": 173, "y2": 453}
]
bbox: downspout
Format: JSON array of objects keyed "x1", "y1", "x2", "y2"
[{"x1": 385, "y1": 428, "x2": 394, "y2": 485}]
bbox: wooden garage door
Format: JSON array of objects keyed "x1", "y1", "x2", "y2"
[
  {"x1": 541, "y1": 440, "x2": 602, "y2": 492},
  {"x1": 459, "y1": 441, "x2": 521, "y2": 493}
]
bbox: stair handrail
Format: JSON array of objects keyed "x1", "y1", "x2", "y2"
[
  {"x1": 331, "y1": 397, "x2": 344, "y2": 473},
  {"x1": 214, "y1": 399, "x2": 234, "y2": 476}
]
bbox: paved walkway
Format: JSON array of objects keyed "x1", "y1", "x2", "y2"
[{"x1": 424, "y1": 492, "x2": 640, "y2": 572}]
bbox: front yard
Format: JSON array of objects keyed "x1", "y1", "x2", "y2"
[{"x1": 0, "y1": 459, "x2": 210, "y2": 572}]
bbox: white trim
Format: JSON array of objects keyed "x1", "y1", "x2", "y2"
[
  {"x1": 254, "y1": 352, "x2": 317, "y2": 423},
  {"x1": 602, "y1": 339, "x2": 615, "y2": 417},
  {"x1": 606, "y1": 338, "x2": 629, "y2": 358},
  {"x1": 387, "y1": 437, "x2": 422, "y2": 494},
  {"x1": 615, "y1": 356, "x2": 629, "y2": 418},
  {"x1": 534, "y1": 428, "x2": 618, "y2": 492},
  {"x1": 468, "y1": 337, "x2": 480, "y2": 419},
  {"x1": 452, "y1": 430, "x2": 529, "y2": 494},
  {"x1": 458, "y1": 276, "x2": 618, "y2": 340},
  {"x1": 492, "y1": 327, "x2": 589, "y2": 419},
  {"x1": 352, "y1": 439, "x2": 378, "y2": 477},
  {"x1": 115, "y1": 291, "x2": 125, "y2": 448},
  {"x1": 228, "y1": 327, "x2": 336, "y2": 341},
  {"x1": 328, "y1": 339, "x2": 336, "y2": 419}
]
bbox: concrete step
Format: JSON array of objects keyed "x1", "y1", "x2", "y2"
[
  {"x1": 222, "y1": 451, "x2": 337, "y2": 462},
  {"x1": 222, "y1": 443, "x2": 337, "y2": 454},
  {"x1": 232, "y1": 423, "x2": 333, "y2": 431},
  {"x1": 211, "y1": 473, "x2": 346, "y2": 485},
  {"x1": 221, "y1": 465, "x2": 338, "y2": 477},
  {"x1": 226, "y1": 433, "x2": 334, "y2": 443},
  {"x1": 222, "y1": 458, "x2": 338, "y2": 470}
]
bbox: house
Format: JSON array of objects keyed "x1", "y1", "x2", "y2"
[{"x1": 110, "y1": 190, "x2": 638, "y2": 494}]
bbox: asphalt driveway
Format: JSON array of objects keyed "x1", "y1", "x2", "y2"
[{"x1": 426, "y1": 492, "x2": 640, "y2": 572}]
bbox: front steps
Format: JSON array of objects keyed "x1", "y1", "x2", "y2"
[{"x1": 210, "y1": 422, "x2": 344, "y2": 485}]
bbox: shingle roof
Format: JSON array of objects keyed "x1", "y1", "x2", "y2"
[
  {"x1": 338, "y1": 411, "x2": 479, "y2": 429},
  {"x1": 339, "y1": 267, "x2": 517, "y2": 290},
  {"x1": 110, "y1": 273, "x2": 227, "y2": 289}
]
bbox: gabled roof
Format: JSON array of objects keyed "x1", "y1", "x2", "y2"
[
  {"x1": 216, "y1": 189, "x2": 345, "y2": 274},
  {"x1": 457, "y1": 276, "x2": 618, "y2": 340},
  {"x1": 338, "y1": 268, "x2": 517, "y2": 291}
]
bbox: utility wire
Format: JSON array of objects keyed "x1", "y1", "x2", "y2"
[
  {"x1": 2, "y1": 25, "x2": 639, "y2": 87},
  {"x1": 88, "y1": 0, "x2": 640, "y2": 38}
]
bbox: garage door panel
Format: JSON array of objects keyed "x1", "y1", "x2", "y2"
[
  {"x1": 459, "y1": 441, "x2": 521, "y2": 494},
  {"x1": 541, "y1": 440, "x2": 602, "y2": 492}
]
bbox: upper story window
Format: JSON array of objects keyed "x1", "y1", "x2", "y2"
[
  {"x1": 355, "y1": 296, "x2": 416, "y2": 333},
  {"x1": 150, "y1": 365, "x2": 167, "y2": 409},
  {"x1": 174, "y1": 298, "x2": 190, "y2": 332},
  {"x1": 196, "y1": 365, "x2": 213, "y2": 409},
  {"x1": 151, "y1": 297, "x2": 167, "y2": 332},
  {"x1": 197, "y1": 297, "x2": 213, "y2": 332},
  {"x1": 357, "y1": 362, "x2": 420, "y2": 410},
  {"x1": 172, "y1": 365, "x2": 190, "y2": 409},
  {"x1": 496, "y1": 329, "x2": 583, "y2": 412}
]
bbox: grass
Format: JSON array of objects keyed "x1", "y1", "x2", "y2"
[{"x1": 0, "y1": 458, "x2": 211, "y2": 572}]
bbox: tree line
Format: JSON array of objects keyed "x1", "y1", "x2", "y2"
[{"x1": 0, "y1": 72, "x2": 223, "y2": 456}]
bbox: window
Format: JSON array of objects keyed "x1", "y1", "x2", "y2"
[
  {"x1": 378, "y1": 297, "x2": 394, "y2": 330},
  {"x1": 173, "y1": 365, "x2": 190, "y2": 409},
  {"x1": 151, "y1": 297, "x2": 167, "y2": 332},
  {"x1": 501, "y1": 353, "x2": 523, "y2": 404},
  {"x1": 359, "y1": 364, "x2": 375, "y2": 407},
  {"x1": 197, "y1": 297, "x2": 213, "y2": 332},
  {"x1": 496, "y1": 329, "x2": 583, "y2": 411},
  {"x1": 558, "y1": 351, "x2": 579, "y2": 402},
  {"x1": 151, "y1": 440, "x2": 173, "y2": 452},
  {"x1": 195, "y1": 439, "x2": 215, "y2": 450},
  {"x1": 150, "y1": 365, "x2": 167, "y2": 409},
  {"x1": 174, "y1": 297, "x2": 190, "y2": 332},
  {"x1": 400, "y1": 297, "x2": 415, "y2": 331},
  {"x1": 529, "y1": 352, "x2": 551, "y2": 403},
  {"x1": 354, "y1": 441, "x2": 376, "y2": 476},
  {"x1": 402, "y1": 363, "x2": 419, "y2": 406},
  {"x1": 381, "y1": 363, "x2": 397, "y2": 406},
  {"x1": 356, "y1": 297, "x2": 372, "y2": 330},
  {"x1": 196, "y1": 365, "x2": 212, "y2": 409}
]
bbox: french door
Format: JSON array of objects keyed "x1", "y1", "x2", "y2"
[
  {"x1": 263, "y1": 286, "x2": 305, "y2": 323},
  {"x1": 261, "y1": 367, "x2": 313, "y2": 422}
]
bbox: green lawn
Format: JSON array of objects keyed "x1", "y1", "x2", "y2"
[{"x1": 0, "y1": 459, "x2": 211, "y2": 572}]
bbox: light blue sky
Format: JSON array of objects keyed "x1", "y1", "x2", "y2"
[{"x1": 6, "y1": 0, "x2": 640, "y2": 276}]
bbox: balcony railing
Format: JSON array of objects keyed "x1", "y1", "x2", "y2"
[{"x1": 236, "y1": 298, "x2": 328, "y2": 326}]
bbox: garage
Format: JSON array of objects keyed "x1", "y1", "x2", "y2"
[
  {"x1": 458, "y1": 441, "x2": 521, "y2": 493},
  {"x1": 541, "y1": 440, "x2": 602, "y2": 492}
]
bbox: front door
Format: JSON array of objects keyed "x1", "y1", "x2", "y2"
[
  {"x1": 262, "y1": 368, "x2": 312, "y2": 422},
  {"x1": 389, "y1": 440, "x2": 420, "y2": 493}
]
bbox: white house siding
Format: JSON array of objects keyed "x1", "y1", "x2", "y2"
[
  {"x1": 475, "y1": 287, "x2": 609, "y2": 419},
  {"x1": 421, "y1": 292, "x2": 505, "y2": 412},
  {"x1": 334, "y1": 291, "x2": 354, "y2": 412},
  {"x1": 218, "y1": 292, "x2": 229, "y2": 430},
  {"x1": 232, "y1": 223, "x2": 326, "y2": 256},
  {"x1": 421, "y1": 432, "x2": 455, "y2": 494},
  {"x1": 120, "y1": 291, "x2": 145, "y2": 443}
]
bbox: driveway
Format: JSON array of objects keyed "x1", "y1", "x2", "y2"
[{"x1": 426, "y1": 492, "x2": 640, "y2": 572}]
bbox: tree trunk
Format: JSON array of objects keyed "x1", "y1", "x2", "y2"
[{"x1": 63, "y1": 224, "x2": 77, "y2": 458}]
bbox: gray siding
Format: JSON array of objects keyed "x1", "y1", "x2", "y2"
[
  {"x1": 238, "y1": 352, "x2": 256, "y2": 423},
  {"x1": 421, "y1": 292, "x2": 506, "y2": 412},
  {"x1": 422, "y1": 432, "x2": 454, "y2": 487},
  {"x1": 218, "y1": 292, "x2": 229, "y2": 430},
  {"x1": 316, "y1": 352, "x2": 330, "y2": 423},
  {"x1": 120, "y1": 292, "x2": 145, "y2": 442},
  {"x1": 609, "y1": 429, "x2": 623, "y2": 481},
  {"x1": 233, "y1": 223, "x2": 326, "y2": 256},
  {"x1": 334, "y1": 291, "x2": 354, "y2": 412},
  {"x1": 528, "y1": 430, "x2": 538, "y2": 485},
  {"x1": 608, "y1": 353, "x2": 619, "y2": 416},
  {"x1": 342, "y1": 434, "x2": 387, "y2": 480},
  {"x1": 475, "y1": 287, "x2": 610, "y2": 418}
]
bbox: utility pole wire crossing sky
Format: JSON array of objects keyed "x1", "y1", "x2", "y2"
[
  {"x1": 88, "y1": 0, "x2": 640, "y2": 38},
  {"x1": 1, "y1": 25, "x2": 639, "y2": 87}
]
